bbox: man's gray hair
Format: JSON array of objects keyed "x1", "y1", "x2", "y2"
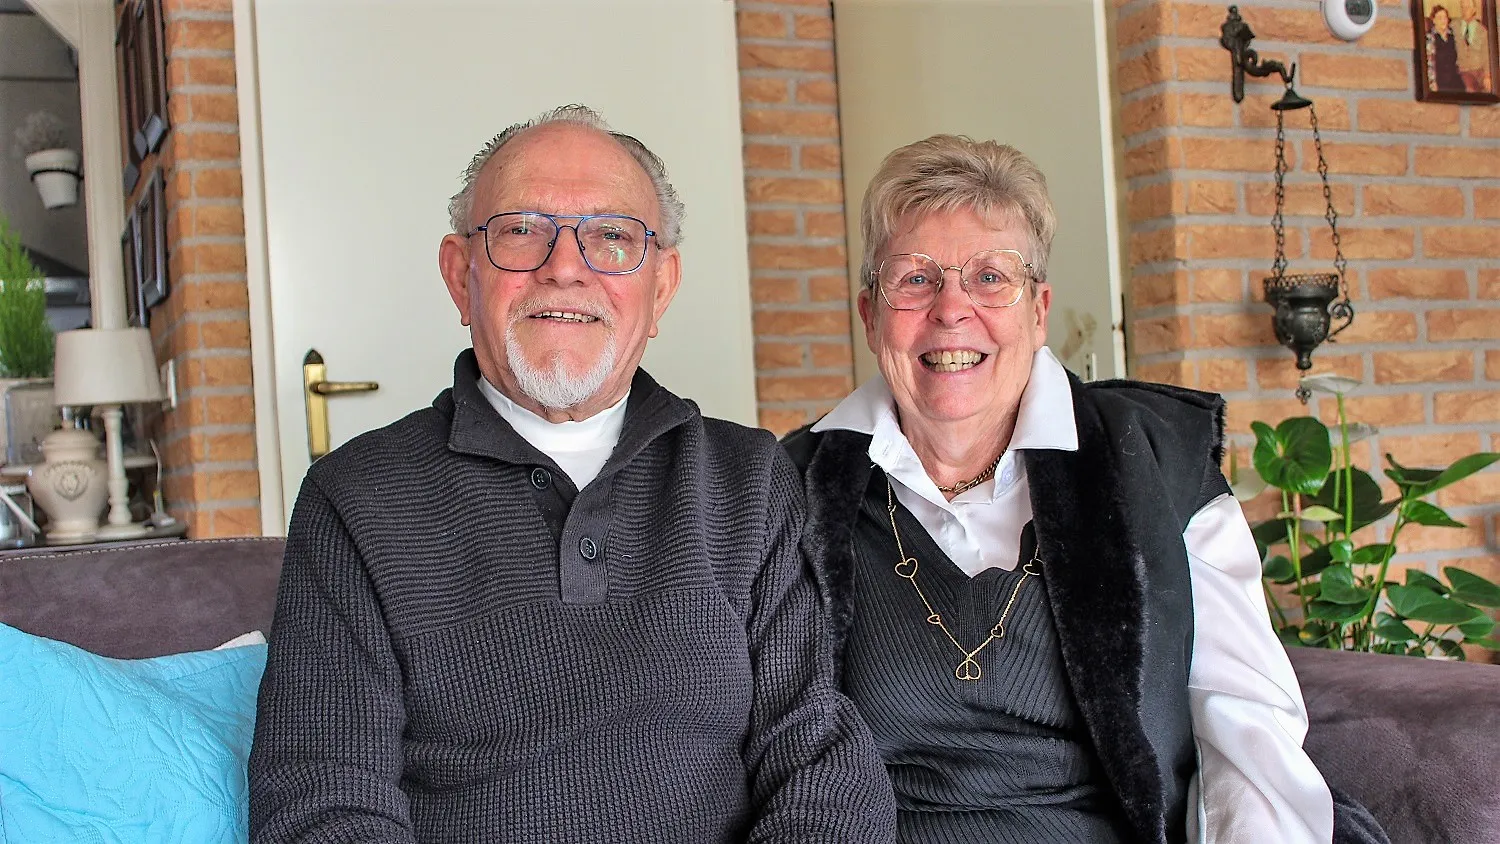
[{"x1": 447, "y1": 104, "x2": 685, "y2": 248}]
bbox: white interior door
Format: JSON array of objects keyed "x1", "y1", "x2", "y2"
[
  {"x1": 833, "y1": 0, "x2": 1126, "y2": 384},
  {"x1": 238, "y1": 0, "x2": 755, "y2": 531}
]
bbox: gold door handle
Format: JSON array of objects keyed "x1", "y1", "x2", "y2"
[
  {"x1": 303, "y1": 349, "x2": 379, "y2": 460},
  {"x1": 311, "y1": 380, "x2": 380, "y2": 396}
]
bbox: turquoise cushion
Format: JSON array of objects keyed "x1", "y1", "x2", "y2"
[{"x1": 0, "y1": 622, "x2": 266, "y2": 844}]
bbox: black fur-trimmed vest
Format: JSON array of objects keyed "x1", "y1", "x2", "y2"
[{"x1": 783, "y1": 373, "x2": 1229, "y2": 844}]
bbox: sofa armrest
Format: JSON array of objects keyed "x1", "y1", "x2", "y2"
[
  {"x1": 0, "y1": 537, "x2": 284, "y2": 658},
  {"x1": 1289, "y1": 646, "x2": 1500, "y2": 844}
]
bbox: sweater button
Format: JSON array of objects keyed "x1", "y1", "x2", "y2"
[
  {"x1": 530, "y1": 468, "x2": 550, "y2": 489},
  {"x1": 579, "y1": 537, "x2": 598, "y2": 561}
]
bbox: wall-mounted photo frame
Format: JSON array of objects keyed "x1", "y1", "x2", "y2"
[
  {"x1": 120, "y1": 211, "x2": 145, "y2": 327},
  {"x1": 136, "y1": 170, "x2": 168, "y2": 312},
  {"x1": 1414, "y1": 0, "x2": 1499, "y2": 103},
  {"x1": 114, "y1": 0, "x2": 170, "y2": 163}
]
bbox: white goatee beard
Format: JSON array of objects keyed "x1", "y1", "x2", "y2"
[{"x1": 505, "y1": 325, "x2": 618, "y2": 411}]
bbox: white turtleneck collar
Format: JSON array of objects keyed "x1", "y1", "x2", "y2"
[{"x1": 477, "y1": 378, "x2": 628, "y2": 489}]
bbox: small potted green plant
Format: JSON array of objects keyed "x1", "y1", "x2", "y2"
[
  {"x1": 1233, "y1": 374, "x2": 1500, "y2": 659},
  {"x1": 0, "y1": 213, "x2": 57, "y2": 470},
  {"x1": 0, "y1": 214, "x2": 54, "y2": 380}
]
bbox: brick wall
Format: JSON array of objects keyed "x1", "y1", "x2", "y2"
[
  {"x1": 153, "y1": 0, "x2": 259, "y2": 537},
  {"x1": 736, "y1": 0, "x2": 856, "y2": 435},
  {"x1": 1114, "y1": 0, "x2": 1499, "y2": 583}
]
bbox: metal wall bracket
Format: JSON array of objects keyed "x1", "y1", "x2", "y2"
[{"x1": 1220, "y1": 5, "x2": 1297, "y2": 102}]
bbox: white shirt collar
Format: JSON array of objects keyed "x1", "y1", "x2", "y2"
[
  {"x1": 477, "y1": 377, "x2": 628, "y2": 454},
  {"x1": 812, "y1": 345, "x2": 1078, "y2": 452},
  {"x1": 812, "y1": 346, "x2": 1077, "y2": 507}
]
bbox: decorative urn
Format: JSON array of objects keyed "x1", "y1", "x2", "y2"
[{"x1": 26, "y1": 428, "x2": 107, "y2": 542}]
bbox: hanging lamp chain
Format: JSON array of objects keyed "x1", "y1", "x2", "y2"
[
  {"x1": 1309, "y1": 102, "x2": 1354, "y2": 322},
  {"x1": 1271, "y1": 106, "x2": 1289, "y2": 280}
]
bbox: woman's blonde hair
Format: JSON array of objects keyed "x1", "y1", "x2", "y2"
[{"x1": 860, "y1": 134, "x2": 1057, "y2": 287}]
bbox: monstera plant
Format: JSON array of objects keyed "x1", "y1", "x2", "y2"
[{"x1": 1233, "y1": 374, "x2": 1500, "y2": 659}]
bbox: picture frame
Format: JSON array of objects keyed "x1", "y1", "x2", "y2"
[
  {"x1": 1413, "y1": 0, "x2": 1499, "y2": 103},
  {"x1": 120, "y1": 210, "x2": 145, "y2": 328},
  {"x1": 135, "y1": 169, "x2": 168, "y2": 312},
  {"x1": 113, "y1": 0, "x2": 170, "y2": 163}
]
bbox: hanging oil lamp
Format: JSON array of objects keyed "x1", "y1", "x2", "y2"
[{"x1": 1222, "y1": 6, "x2": 1355, "y2": 403}]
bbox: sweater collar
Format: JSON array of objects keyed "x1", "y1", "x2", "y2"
[{"x1": 443, "y1": 349, "x2": 694, "y2": 470}]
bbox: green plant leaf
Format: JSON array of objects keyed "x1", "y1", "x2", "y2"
[
  {"x1": 1298, "y1": 544, "x2": 1335, "y2": 579},
  {"x1": 1327, "y1": 539, "x2": 1354, "y2": 564},
  {"x1": 1400, "y1": 500, "x2": 1465, "y2": 528},
  {"x1": 1445, "y1": 567, "x2": 1500, "y2": 608},
  {"x1": 1253, "y1": 418, "x2": 1332, "y2": 496},
  {"x1": 1318, "y1": 564, "x2": 1369, "y2": 604},
  {"x1": 1457, "y1": 614, "x2": 1496, "y2": 640},
  {"x1": 1406, "y1": 453, "x2": 1500, "y2": 498},
  {"x1": 1471, "y1": 637, "x2": 1500, "y2": 650},
  {"x1": 1386, "y1": 585, "x2": 1483, "y2": 624},
  {"x1": 1262, "y1": 554, "x2": 1295, "y2": 583},
  {"x1": 1311, "y1": 467, "x2": 1396, "y2": 531},
  {"x1": 1350, "y1": 543, "x2": 1395, "y2": 567},
  {"x1": 1309, "y1": 600, "x2": 1366, "y2": 623},
  {"x1": 1300, "y1": 505, "x2": 1343, "y2": 522},
  {"x1": 1373, "y1": 617, "x2": 1418, "y2": 643},
  {"x1": 1384, "y1": 454, "x2": 1442, "y2": 488},
  {"x1": 1435, "y1": 639, "x2": 1466, "y2": 660},
  {"x1": 1403, "y1": 569, "x2": 1448, "y2": 594}
]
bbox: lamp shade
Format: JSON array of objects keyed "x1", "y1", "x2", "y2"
[{"x1": 52, "y1": 328, "x2": 164, "y2": 407}]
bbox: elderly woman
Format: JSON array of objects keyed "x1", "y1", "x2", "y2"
[{"x1": 783, "y1": 135, "x2": 1386, "y2": 843}]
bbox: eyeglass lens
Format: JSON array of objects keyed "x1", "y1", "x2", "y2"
[
  {"x1": 484, "y1": 212, "x2": 649, "y2": 273},
  {"x1": 877, "y1": 250, "x2": 1027, "y2": 309}
]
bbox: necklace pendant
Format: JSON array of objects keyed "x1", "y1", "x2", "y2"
[{"x1": 955, "y1": 656, "x2": 983, "y2": 681}]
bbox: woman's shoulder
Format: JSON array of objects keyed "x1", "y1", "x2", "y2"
[
  {"x1": 1080, "y1": 378, "x2": 1225, "y2": 421},
  {"x1": 1077, "y1": 378, "x2": 1227, "y2": 474},
  {"x1": 779, "y1": 423, "x2": 820, "y2": 473}
]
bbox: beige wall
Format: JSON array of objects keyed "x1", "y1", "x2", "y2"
[{"x1": 833, "y1": 0, "x2": 1126, "y2": 386}]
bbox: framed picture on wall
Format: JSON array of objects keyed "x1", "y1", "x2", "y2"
[
  {"x1": 113, "y1": 0, "x2": 170, "y2": 162},
  {"x1": 1413, "y1": 0, "x2": 1499, "y2": 102},
  {"x1": 121, "y1": 211, "x2": 145, "y2": 327},
  {"x1": 136, "y1": 170, "x2": 168, "y2": 311}
]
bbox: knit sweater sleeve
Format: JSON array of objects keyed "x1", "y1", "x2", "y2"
[
  {"x1": 742, "y1": 447, "x2": 897, "y2": 842},
  {"x1": 248, "y1": 475, "x2": 415, "y2": 842}
]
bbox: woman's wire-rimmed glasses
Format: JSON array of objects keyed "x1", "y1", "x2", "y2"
[
  {"x1": 467, "y1": 211, "x2": 657, "y2": 275},
  {"x1": 870, "y1": 249, "x2": 1035, "y2": 310}
]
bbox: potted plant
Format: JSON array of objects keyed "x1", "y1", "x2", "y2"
[
  {"x1": 0, "y1": 215, "x2": 55, "y2": 380},
  {"x1": 0, "y1": 213, "x2": 57, "y2": 470},
  {"x1": 1233, "y1": 374, "x2": 1500, "y2": 659},
  {"x1": 15, "y1": 111, "x2": 80, "y2": 210}
]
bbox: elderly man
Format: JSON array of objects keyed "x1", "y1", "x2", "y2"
[
  {"x1": 1457, "y1": 0, "x2": 1491, "y2": 92},
  {"x1": 248, "y1": 105, "x2": 895, "y2": 842}
]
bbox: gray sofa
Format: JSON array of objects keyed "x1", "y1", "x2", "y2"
[{"x1": 2, "y1": 537, "x2": 1498, "y2": 842}]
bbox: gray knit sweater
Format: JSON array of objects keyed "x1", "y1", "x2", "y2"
[{"x1": 248, "y1": 351, "x2": 896, "y2": 843}]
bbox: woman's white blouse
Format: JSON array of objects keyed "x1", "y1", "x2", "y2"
[{"x1": 812, "y1": 347, "x2": 1334, "y2": 844}]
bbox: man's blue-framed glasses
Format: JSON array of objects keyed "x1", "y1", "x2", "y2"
[{"x1": 467, "y1": 211, "x2": 657, "y2": 275}]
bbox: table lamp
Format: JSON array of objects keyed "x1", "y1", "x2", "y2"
[{"x1": 51, "y1": 328, "x2": 163, "y2": 539}]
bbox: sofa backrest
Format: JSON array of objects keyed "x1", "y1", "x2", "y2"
[
  {"x1": 0, "y1": 537, "x2": 284, "y2": 658},
  {"x1": 1288, "y1": 645, "x2": 1500, "y2": 844}
]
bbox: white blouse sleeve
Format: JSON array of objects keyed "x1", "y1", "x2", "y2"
[{"x1": 1184, "y1": 493, "x2": 1334, "y2": 844}]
